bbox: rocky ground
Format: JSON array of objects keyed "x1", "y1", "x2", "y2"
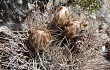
[{"x1": 0, "y1": 0, "x2": 110, "y2": 70}]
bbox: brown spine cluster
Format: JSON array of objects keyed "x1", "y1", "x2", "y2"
[
  {"x1": 54, "y1": 6, "x2": 70, "y2": 27},
  {"x1": 64, "y1": 20, "x2": 87, "y2": 38},
  {"x1": 28, "y1": 28, "x2": 52, "y2": 52}
]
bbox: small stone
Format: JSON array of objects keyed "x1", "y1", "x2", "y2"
[
  {"x1": 101, "y1": 46, "x2": 107, "y2": 52},
  {"x1": 18, "y1": 0, "x2": 23, "y2": 5},
  {"x1": 0, "y1": 19, "x2": 3, "y2": 22},
  {"x1": 101, "y1": 23, "x2": 108, "y2": 30},
  {"x1": 90, "y1": 13, "x2": 96, "y2": 19}
]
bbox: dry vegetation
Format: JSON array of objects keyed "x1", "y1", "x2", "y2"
[{"x1": 0, "y1": 0, "x2": 110, "y2": 70}]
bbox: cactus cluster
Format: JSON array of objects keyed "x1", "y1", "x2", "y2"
[{"x1": 28, "y1": 6, "x2": 87, "y2": 53}]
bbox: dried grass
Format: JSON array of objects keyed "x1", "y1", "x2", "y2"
[{"x1": 0, "y1": 2, "x2": 110, "y2": 70}]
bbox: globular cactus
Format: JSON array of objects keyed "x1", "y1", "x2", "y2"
[
  {"x1": 54, "y1": 6, "x2": 70, "y2": 27},
  {"x1": 28, "y1": 28, "x2": 52, "y2": 52},
  {"x1": 64, "y1": 20, "x2": 87, "y2": 38}
]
